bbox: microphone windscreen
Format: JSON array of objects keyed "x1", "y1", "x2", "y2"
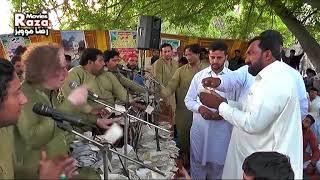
[
  {"x1": 32, "y1": 103, "x2": 51, "y2": 116},
  {"x1": 69, "y1": 81, "x2": 80, "y2": 89}
]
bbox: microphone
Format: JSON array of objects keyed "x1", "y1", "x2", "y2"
[
  {"x1": 118, "y1": 66, "x2": 150, "y2": 74},
  {"x1": 69, "y1": 81, "x2": 99, "y2": 99},
  {"x1": 121, "y1": 66, "x2": 149, "y2": 73},
  {"x1": 32, "y1": 103, "x2": 95, "y2": 128}
]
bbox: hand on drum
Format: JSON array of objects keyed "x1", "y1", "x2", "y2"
[
  {"x1": 201, "y1": 77, "x2": 221, "y2": 89},
  {"x1": 199, "y1": 91, "x2": 227, "y2": 109},
  {"x1": 90, "y1": 107, "x2": 111, "y2": 118}
]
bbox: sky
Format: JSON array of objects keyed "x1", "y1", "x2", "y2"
[{"x1": 0, "y1": 0, "x2": 13, "y2": 34}]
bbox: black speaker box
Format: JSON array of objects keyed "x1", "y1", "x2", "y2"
[{"x1": 137, "y1": 16, "x2": 161, "y2": 49}]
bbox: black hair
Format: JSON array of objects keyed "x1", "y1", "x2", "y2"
[
  {"x1": 11, "y1": 56, "x2": 21, "y2": 65},
  {"x1": 0, "y1": 59, "x2": 16, "y2": 107},
  {"x1": 242, "y1": 151, "x2": 294, "y2": 179},
  {"x1": 178, "y1": 57, "x2": 188, "y2": 65},
  {"x1": 260, "y1": 30, "x2": 284, "y2": 46},
  {"x1": 78, "y1": 46, "x2": 85, "y2": 52},
  {"x1": 259, "y1": 30, "x2": 283, "y2": 60},
  {"x1": 208, "y1": 41, "x2": 228, "y2": 55},
  {"x1": 248, "y1": 36, "x2": 261, "y2": 48},
  {"x1": 200, "y1": 47, "x2": 208, "y2": 54},
  {"x1": 309, "y1": 87, "x2": 319, "y2": 92},
  {"x1": 306, "y1": 114, "x2": 316, "y2": 125},
  {"x1": 14, "y1": 45, "x2": 27, "y2": 56},
  {"x1": 103, "y1": 49, "x2": 120, "y2": 62},
  {"x1": 306, "y1": 68, "x2": 316, "y2": 76},
  {"x1": 79, "y1": 48, "x2": 103, "y2": 66},
  {"x1": 200, "y1": 47, "x2": 209, "y2": 60},
  {"x1": 64, "y1": 54, "x2": 72, "y2": 62},
  {"x1": 160, "y1": 43, "x2": 172, "y2": 51},
  {"x1": 185, "y1": 44, "x2": 201, "y2": 54}
]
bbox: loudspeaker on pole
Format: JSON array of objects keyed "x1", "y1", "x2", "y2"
[{"x1": 137, "y1": 16, "x2": 161, "y2": 50}]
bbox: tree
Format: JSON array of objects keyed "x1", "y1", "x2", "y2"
[
  {"x1": 266, "y1": 0, "x2": 320, "y2": 69},
  {"x1": 10, "y1": 0, "x2": 320, "y2": 68}
]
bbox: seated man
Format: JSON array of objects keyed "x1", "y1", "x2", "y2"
[
  {"x1": 242, "y1": 152, "x2": 294, "y2": 180},
  {"x1": 303, "y1": 114, "x2": 320, "y2": 176},
  {"x1": 0, "y1": 59, "x2": 76, "y2": 179},
  {"x1": 126, "y1": 56, "x2": 145, "y2": 86}
]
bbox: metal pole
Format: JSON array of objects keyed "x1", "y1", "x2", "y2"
[
  {"x1": 102, "y1": 145, "x2": 109, "y2": 180},
  {"x1": 57, "y1": 123, "x2": 166, "y2": 177},
  {"x1": 123, "y1": 111, "x2": 128, "y2": 172},
  {"x1": 92, "y1": 99, "x2": 170, "y2": 133}
]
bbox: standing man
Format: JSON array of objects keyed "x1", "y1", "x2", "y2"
[
  {"x1": 161, "y1": 44, "x2": 207, "y2": 168},
  {"x1": 151, "y1": 49, "x2": 160, "y2": 65},
  {"x1": 201, "y1": 31, "x2": 308, "y2": 121},
  {"x1": 153, "y1": 43, "x2": 179, "y2": 125},
  {"x1": 288, "y1": 49, "x2": 304, "y2": 71},
  {"x1": 228, "y1": 49, "x2": 245, "y2": 71},
  {"x1": 184, "y1": 41, "x2": 234, "y2": 179},
  {"x1": 199, "y1": 31, "x2": 303, "y2": 179},
  {"x1": 304, "y1": 68, "x2": 316, "y2": 90},
  {"x1": 126, "y1": 56, "x2": 145, "y2": 86}
]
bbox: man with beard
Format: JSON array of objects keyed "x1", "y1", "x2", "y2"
[
  {"x1": 184, "y1": 41, "x2": 235, "y2": 179},
  {"x1": 151, "y1": 49, "x2": 160, "y2": 65},
  {"x1": 201, "y1": 31, "x2": 308, "y2": 121},
  {"x1": 228, "y1": 49, "x2": 245, "y2": 71},
  {"x1": 153, "y1": 43, "x2": 179, "y2": 126},
  {"x1": 102, "y1": 49, "x2": 146, "y2": 94},
  {"x1": 198, "y1": 30, "x2": 303, "y2": 179},
  {"x1": 161, "y1": 44, "x2": 208, "y2": 169},
  {"x1": 61, "y1": 48, "x2": 114, "y2": 129}
]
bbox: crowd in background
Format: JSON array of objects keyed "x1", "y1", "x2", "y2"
[{"x1": 1, "y1": 28, "x2": 319, "y2": 179}]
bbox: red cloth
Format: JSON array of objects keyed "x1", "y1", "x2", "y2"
[{"x1": 303, "y1": 129, "x2": 320, "y2": 163}]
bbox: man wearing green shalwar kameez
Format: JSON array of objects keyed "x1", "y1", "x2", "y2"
[
  {"x1": 161, "y1": 44, "x2": 208, "y2": 168},
  {"x1": 153, "y1": 43, "x2": 179, "y2": 126}
]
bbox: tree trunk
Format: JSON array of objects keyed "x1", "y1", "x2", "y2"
[{"x1": 267, "y1": 0, "x2": 320, "y2": 71}]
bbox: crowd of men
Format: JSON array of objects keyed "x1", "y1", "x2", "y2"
[{"x1": 0, "y1": 28, "x2": 317, "y2": 179}]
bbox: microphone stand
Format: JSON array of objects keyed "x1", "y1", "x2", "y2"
[
  {"x1": 153, "y1": 81, "x2": 162, "y2": 151},
  {"x1": 123, "y1": 85, "x2": 130, "y2": 174},
  {"x1": 57, "y1": 123, "x2": 166, "y2": 179},
  {"x1": 58, "y1": 122, "x2": 110, "y2": 180},
  {"x1": 89, "y1": 97, "x2": 170, "y2": 133},
  {"x1": 144, "y1": 74, "x2": 163, "y2": 152}
]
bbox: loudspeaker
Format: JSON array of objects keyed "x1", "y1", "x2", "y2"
[{"x1": 137, "y1": 16, "x2": 161, "y2": 49}]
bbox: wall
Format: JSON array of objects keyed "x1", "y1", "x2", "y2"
[{"x1": 0, "y1": 30, "x2": 248, "y2": 59}]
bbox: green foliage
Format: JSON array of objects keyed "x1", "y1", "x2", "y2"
[{"x1": 9, "y1": 0, "x2": 320, "y2": 46}]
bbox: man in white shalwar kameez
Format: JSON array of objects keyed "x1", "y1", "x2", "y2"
[
  {"x1": 185, "y1": 41, "x2": 235, "y2": 179},
  {"x1": 199, "y1": 31, "x2": 303, "y2": 179}
]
